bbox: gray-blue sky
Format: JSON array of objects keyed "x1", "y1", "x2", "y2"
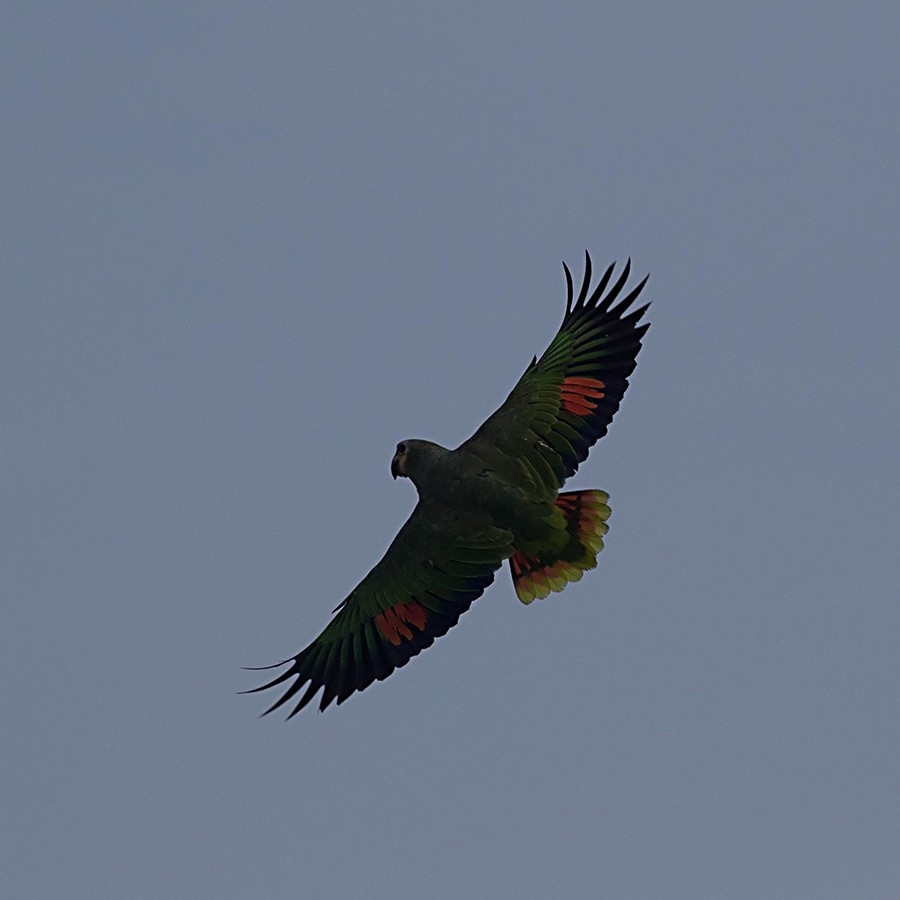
[{"x1": 3, "y1": 4, "x2": 898, "y2": 898}]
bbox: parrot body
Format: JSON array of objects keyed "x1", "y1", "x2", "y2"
[
  {"x1": 394, "y1": 439, "x2": 608, "y2": 603},
  {"x1": 246, "y1": 253, "x2": 650, "y2": 716}
]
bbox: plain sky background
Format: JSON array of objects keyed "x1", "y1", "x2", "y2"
[{"x1": 3, "y1": 4, "x2": 898, "y2": 899}]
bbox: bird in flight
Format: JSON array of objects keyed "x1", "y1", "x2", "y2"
[{"x1": 245, "y1": 252, "x2": 650, "y2": 717}]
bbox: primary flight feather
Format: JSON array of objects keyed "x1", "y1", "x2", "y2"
[{"x1": 245, "y1": 252, "x2": 650, "y2": 717}]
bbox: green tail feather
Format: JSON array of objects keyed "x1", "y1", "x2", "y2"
[{"x1": 508, "y1": 489, "x2": 611, "y2": 604}]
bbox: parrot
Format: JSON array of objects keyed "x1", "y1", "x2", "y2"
[{"x1": 245, "y1": 252, "x2": 650, "y2": 717}]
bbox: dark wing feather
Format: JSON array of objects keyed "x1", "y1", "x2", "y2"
[
  {"x1": 244, "y1": 503, "x2": 514, "y2": 717},
  {"x1": 460, "y1": 252, "x2": 649, "y2": 491}
]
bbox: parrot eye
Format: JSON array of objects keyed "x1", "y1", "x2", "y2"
[{"x1": 397, "y1": 443, "x2": 407, "y2": 455}]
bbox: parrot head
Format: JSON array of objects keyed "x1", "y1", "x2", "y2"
[
  {"x1": 391, "y1": 441, "x2": 410, "y2": 479},
  {"x1": 391, "y1": 439, "x2": 448, "y2": 483}
]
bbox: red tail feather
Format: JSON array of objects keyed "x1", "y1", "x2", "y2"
[{"x1": 509, "y1": 489, "x2": 610, "y2": 604}]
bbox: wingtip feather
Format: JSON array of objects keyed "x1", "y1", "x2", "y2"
[
  {"x1": 609, "y1": 274, "x2": 651, "y2": 318},
  {"x1": 562, "y1": 261, "x2": 574, "y2": 316},
  {"x1": 574, "y1": 251, "x2": 592, "y2": 312}
]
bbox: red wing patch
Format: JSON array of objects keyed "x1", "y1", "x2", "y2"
[
  {"x1": 559, "y1": 376, "x2": 605, "y2": 416},
  {"x1": 375, "y1": 601, "x2": 429, "y2": 646}
]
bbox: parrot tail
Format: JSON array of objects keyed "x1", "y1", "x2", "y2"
[{"x1": 508, "y1": 489, "x2": 611, "y2": 604}]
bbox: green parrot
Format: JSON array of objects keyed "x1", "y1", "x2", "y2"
[{"x1": 245, "y1": 252, "x2": 650, "y2": 716}]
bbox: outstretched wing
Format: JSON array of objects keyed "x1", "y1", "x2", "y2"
[
  {"x1": 461, "y1": 252, "x2": 649, "y2": 491},
  {"x1": 244, "y1": 503, "x2": 513, "y2": 717}
]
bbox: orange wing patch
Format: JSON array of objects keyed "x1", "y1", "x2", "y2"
[
  {"x1": 559, "y1": 376, "x2": 605, "y2": 416},
  {"x1": 375, "y1": 601, "x2": 429, "y2": 646}
]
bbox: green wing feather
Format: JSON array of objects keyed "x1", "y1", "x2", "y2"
[
  {"x1": 461, "y1": 252, "x2": 650, "y2": 491},
  {"x1": 245, "y1": 503, "x2": 514, "y2": 717}
]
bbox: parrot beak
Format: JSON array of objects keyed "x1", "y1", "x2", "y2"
[{"x1": 391, "y1": 456, "x2": 401, "y2": 479}]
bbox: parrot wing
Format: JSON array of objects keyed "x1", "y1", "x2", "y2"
[
  {"x1": 244, "y1": 502, "x2": 513, "y2": 716},
  {"x1": 460, "y1": 252, "x2": 650, "y2": 492}
]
